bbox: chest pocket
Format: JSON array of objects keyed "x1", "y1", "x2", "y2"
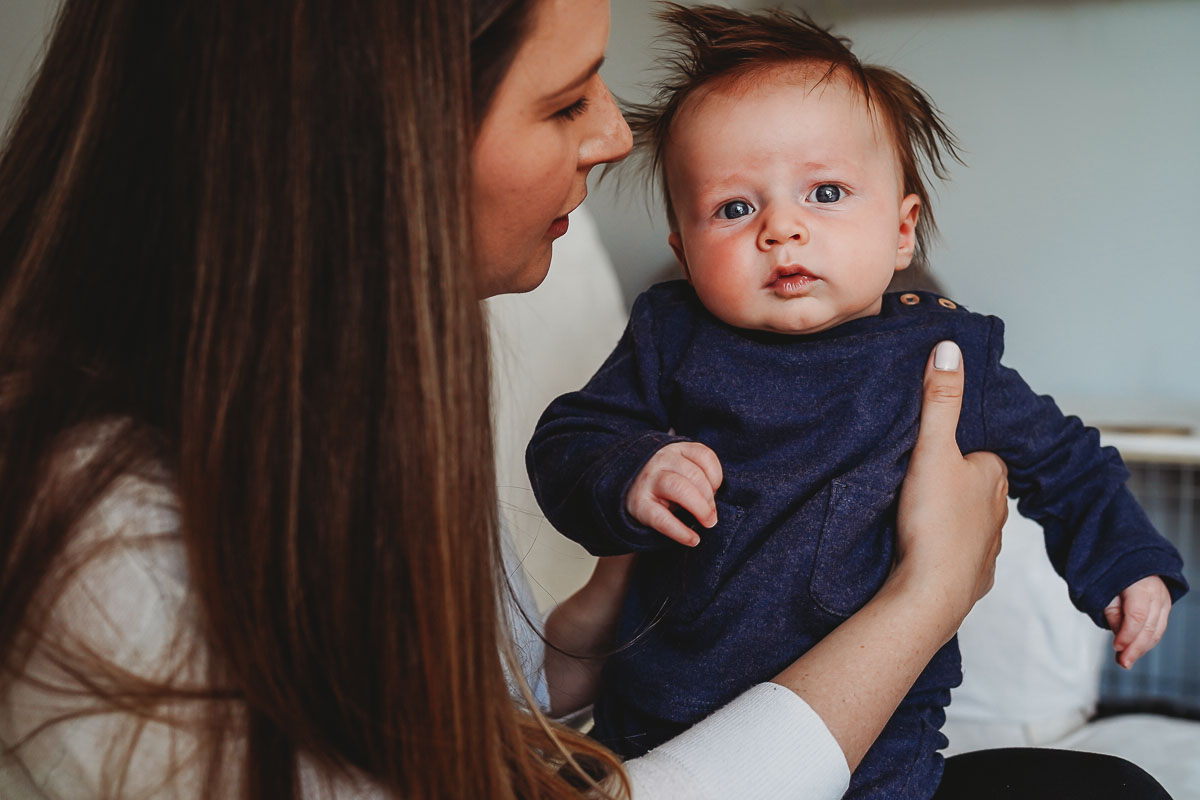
[{"x1": 809, "y1": 479, "x2": 896, "y2": 618}]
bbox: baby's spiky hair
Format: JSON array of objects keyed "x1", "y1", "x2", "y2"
[{"x1": 625, "y1": 3, "x2": 962, "y2": 266}]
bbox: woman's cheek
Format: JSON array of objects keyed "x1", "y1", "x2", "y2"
[{"x1": 528, "y1": 135, "x2": 577, "y2": 206}]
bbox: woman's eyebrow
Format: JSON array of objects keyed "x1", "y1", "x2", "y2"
[{"x1": 549, "y1": 56, "x2": 606, "y2": 97}]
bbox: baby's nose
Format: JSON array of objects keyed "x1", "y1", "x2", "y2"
[{"x1": 757, "y1": 216, "x2": 809, "y2": 250}]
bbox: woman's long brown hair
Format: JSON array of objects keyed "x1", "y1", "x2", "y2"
[{"x1": 0, "y1": 0, "x2": 626, "y2": 796}]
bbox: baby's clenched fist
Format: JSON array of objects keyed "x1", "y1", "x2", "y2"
[
  {"x1": 624, "y1": 442, "x2": 723, "y2": 547},
  {"x1": 1103, "y1": 575, "x2": 1172, "y2": 670}
]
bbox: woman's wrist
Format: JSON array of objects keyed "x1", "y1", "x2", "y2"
[
  {"x1": 770, "y1": 556, "x2": 972, "y2": 770},
  {"x1": 883, "y1": 551, "x2": 976, "y2": 646},
  {"x1": 883, "y1": 561, "x2": 974, "y2": 647}
]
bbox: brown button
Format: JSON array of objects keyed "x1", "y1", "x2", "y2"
[
  {"x1": 937, "y1": 297, "x2": 958, "y2": 310},
  {"x1": 899, "y1": 293, "x2": 920, "y2": 305}
]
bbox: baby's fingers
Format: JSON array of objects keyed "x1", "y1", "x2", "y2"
[
  {"x1": 1117, "y1": 611, "x2": 1166, "y2": 669},
  {"x1": 1123, "y1": 591, "x2": 1172, "y2": 669},
  {"x1": 1103, "y1": 597, "x2": 1123, "y2": 637},
  {"x1": 1111, "y1": 591, "x2": 1149, "y2": 654},
  {"x1": 653, "y1": 469, "x2": 718, "y2": 530},
  {"x1": 1110, "y1": 588, "x2": 1170, "y2": 669},
  {"x1": 633, "y1": 499, "x2": 701, "y2": 547},
  {"x1": 625, "y1": 442, "x2": 724, "y2": 546},
  {"x1": 678, "y1": 441, "x2": 724, "y2": 493}
]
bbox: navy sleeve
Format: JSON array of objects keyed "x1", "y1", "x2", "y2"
[
  {"x1": 980, "y1": 317, "x2": 1188, "y2": 626},
  {"x1": 525, "y1": 291, "x2": 690, "y2": 555}
]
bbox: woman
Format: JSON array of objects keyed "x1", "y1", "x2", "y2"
[{"x1": 0, "y1": 0, "x2": 1166, "y2": 797}]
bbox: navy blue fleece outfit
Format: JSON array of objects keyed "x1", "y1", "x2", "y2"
[{"x1": 526, "y1": 281, "x2": 1188, "y2": 800}]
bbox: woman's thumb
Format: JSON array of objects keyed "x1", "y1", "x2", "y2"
[{"x1": 914, "y1": 341, "x2": 965, "y2": 456}]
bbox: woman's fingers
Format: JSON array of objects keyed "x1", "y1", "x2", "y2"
[
  {"x1": 963, "y1": 449, "x2": 1010, "y2": 537},
  {"x1": 896, "y1": 341, "x2": 1009, "y2": 617},
  {"x1": 912, "y1": 341, "x2": 966, "y2": 460}
]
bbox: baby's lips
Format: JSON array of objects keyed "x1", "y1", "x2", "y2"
[{"x1": 764, "y1": 264, "x2": 817, "y2": 286}]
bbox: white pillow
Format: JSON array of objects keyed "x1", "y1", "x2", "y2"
[
  {"x1": 944, "y1": 500, "x2": 1106, "y2": 753},
  {"x1": 487, "y1": 205, "x2": 629, "y2": 612}
]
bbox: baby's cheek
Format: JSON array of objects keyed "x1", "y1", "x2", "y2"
[{"x1": 693, "y1": 263, "x2": 746, "y2": 318}]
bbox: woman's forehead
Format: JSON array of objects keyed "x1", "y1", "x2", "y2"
[{"x1": 504, "y1": 0, "x2": 609, "y2": 101}]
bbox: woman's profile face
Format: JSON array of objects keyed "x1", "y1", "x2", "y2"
[{"x1": 470, "y1": 0, "x2": 632, "y2": 298}]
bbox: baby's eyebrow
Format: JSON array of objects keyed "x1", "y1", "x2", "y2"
[
  {"x1": 696, "y1": 160, "x2": 847, "y2": 191},
  {"x1": 691, "y1": 185, "x2": 747, "y2": 210},
  {"x1": 800, "y1": 161, "x2": 839, "y2": 173},
  {"x1": 691, "y1": 170, "x2": 753, "y2": 196}
]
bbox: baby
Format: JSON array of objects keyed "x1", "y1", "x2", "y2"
[{"x1": 526, "y1": 6, "x2": 1188, "y2": 799}]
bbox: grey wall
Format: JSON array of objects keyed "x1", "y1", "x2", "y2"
[{"x1": 592, "y1": 0, "x2": 1200, "y2": 421}]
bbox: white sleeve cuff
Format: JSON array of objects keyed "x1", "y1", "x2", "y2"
[{"x1": 623, "y1": 683, "x2": 850, "y2": 800}]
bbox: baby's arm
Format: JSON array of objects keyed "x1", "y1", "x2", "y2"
[
  {"x1": 1103, "y1": 575, "x2": 1173, "y2": 669},
  {"x1": 625, "y1": 441, "x2": 723, "y2": 547},
  {"x1": 976, "y1": 316, "x2": 1188, "y2": 625},
  {"x1": 528, "y1": 288, "x2": 700, "y2": 555}
]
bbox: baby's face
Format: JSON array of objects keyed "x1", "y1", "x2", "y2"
[{"x1": 665, "y1": 68, "x2": 920, "y2": 335}]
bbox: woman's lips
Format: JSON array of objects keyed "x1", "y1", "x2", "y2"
[
  {"x1": 548, "y1": 215, "x2": 570, "y2": 239},
  {"x1": 767, "y1": 266, "x2": 818, "y2": 296},
  {"x1": 550, "y1": 191, "x2": 587, "y2": 239}
]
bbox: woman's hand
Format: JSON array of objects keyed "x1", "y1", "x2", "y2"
[
  {"x1": 772, "y1": 340, "x2": 1008, "y2": 771},
  {"x1": 893, "y1": 340, "x2": 1008, "y2": 630},
  {"x1": 543, "y1": 554, "x2": 635, "y2": 717}
]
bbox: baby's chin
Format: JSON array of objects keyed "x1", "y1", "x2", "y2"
[
  {"x1": 725, "y1": 306, "x2": 882, "y2": 336},
  {"x1": 726, "y1": 312, "x2": 844, "y2": 336}
]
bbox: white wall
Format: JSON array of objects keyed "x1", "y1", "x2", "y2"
[
  {"x1": 0, "y1": 0, "x2": 58, "y2": 138},
  {"x1": 592, "y1": 0, "x2": 1200, "y2": 421}
]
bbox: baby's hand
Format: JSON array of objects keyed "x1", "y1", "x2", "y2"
[
  {"x1": 1103, "y1": 576, "x2": 1173, "y2": 669},
  {"x1": 625, "y1": 442, "x2": 723, "y2": 547}
]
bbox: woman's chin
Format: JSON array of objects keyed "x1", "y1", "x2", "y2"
[{"x1": 477, "y1": 247, "x2": 553, "y2": 299}]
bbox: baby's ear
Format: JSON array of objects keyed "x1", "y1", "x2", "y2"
[
  {"x1": 668, "y1": 232, "x2": 692, "y2": 281},
  {"x1": 895, "y1": 194, "x2": 921, "y2": 271}
]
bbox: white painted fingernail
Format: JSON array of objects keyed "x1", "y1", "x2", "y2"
[{"x1": 933, "y1": 341, "x2": 961, "y2": 372}]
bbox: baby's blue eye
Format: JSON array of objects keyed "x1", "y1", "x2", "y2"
[
  {"x1": 808, "y1": 184, "x2": 845, "y2": 204},
  {"x1": 718, "y1": 200, "x2": 754, "y2": 219}
]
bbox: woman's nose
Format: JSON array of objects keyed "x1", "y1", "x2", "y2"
[
  {"x1": 579, "y1": 82, "x2": 633, "y2": 169},
  {"x1": 757, "y1": 208, "x2": 809, "y2": 250}
]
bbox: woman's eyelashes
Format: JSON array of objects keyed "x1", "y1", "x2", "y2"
[{"x1": 553, "y1": 96, "x2": 589, "y2": 121}]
